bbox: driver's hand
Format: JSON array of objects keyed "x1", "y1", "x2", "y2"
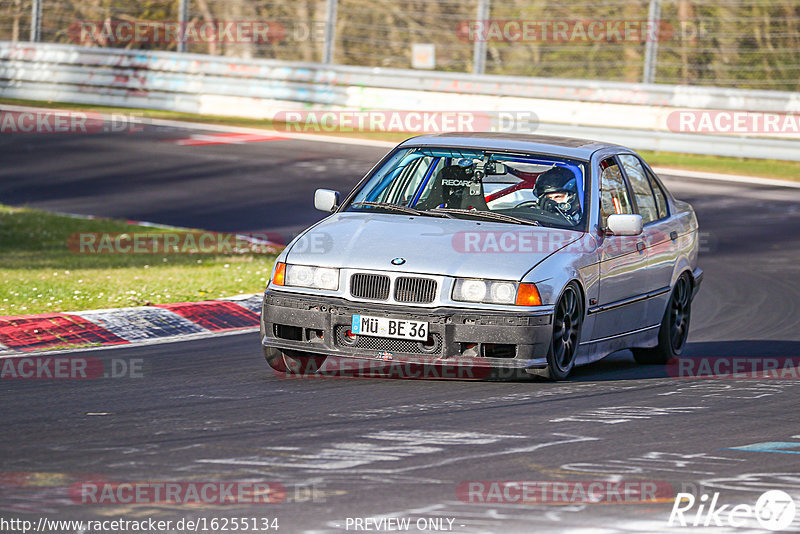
[{"x1": 538, "y1": 197, "x2": 559, "y2": 213}]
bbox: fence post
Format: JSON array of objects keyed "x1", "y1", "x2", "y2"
[
  {"x1": 322, "y1": 0, "x2": 338, "y2": 64},
  {"x1": 472, "y1": 0, "x2": 490, "y2": 75},
  {"x1": 30, "y1": 0, "x2": 42, "y2": 42},
  {"x1": 642, "y1": 0, "x2": 662, "y2": 84},
  {"x1": 177, "y1": 0, "x2": 189, "y2": 53}
]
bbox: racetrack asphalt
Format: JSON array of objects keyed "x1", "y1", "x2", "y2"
[{"x1": 1, "y1": 123, "x2": 799, "y2": 533}]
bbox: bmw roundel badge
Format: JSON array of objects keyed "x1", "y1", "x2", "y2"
[{"x1": 391, "y1": 257, "x2": 406, "y2": 266}]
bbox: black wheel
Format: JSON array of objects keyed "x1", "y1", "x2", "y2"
[
  {"x1": 632, "y1": 273, "x2": 692, "y2": 365},
  {"x1": 543, "y1": 282, "x2": 584, "y2": 380}
]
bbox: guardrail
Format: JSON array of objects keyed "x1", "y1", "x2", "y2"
[{"x1": 2, "y1": 42, "x2": 799, "y2": 161}]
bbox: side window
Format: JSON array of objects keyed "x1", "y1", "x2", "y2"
[
  {"x1": 618, "y1": 154, "x2": 658, "y2": 224},
  {"x1": 599, "y1": 157, "x2": 632, "y2": 227},
  {"x1": 646, "y1": 168, "x2": 669, "y2": 220}
]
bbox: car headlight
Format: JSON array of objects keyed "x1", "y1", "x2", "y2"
[
  {"x1": 452, "y1": 279, "x2": 541, "y2": 306},
  {"x1": 273, "y1": 262, "x2": 339, "y2": 291},
  {"x1": 453, "y1": 279, "x2": 516, "y2": 304},
  {"x1": 458, "y1": 279, "x2": 488, "y2": 302}
]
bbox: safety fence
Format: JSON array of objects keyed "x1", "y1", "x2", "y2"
[{"x1": 1, "y1": 41, "x2": 799, "y2": 160}]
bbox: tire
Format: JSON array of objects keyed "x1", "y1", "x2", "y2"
[
  {"x1": 262, "y1": 344, "x2": 327, "y2": 375},
  {"x1": 281, "y1": 351, "x2": 327, "y2": 375},
  {"x1": 262, "y1": 345, "x2": 289, "y2": 373},
  {"x1": 542, "y1": 282, "x2": 584, "y2": 380},
  {"x1": 261, "y1": 319, "x2": 288, "y2": 373},
  {"x1": 632, "y1": 273, "x2": 692, "y2": 365},
  {"x1": 260, "y1": 320, "x2": 327, "y2": 375}
]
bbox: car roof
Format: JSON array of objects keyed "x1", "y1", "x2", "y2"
[{"x1": 399, "y1": 132, "x2": 629, "y2": 160}]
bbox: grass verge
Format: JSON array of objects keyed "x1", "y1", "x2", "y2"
[
  {"x1": 0, "y1": 204, "x2": 277, "y2": 316},
  {"x1": 639, "y1": 150, "x2": 800, "y2": 182},
  {"x1": 3, "y1": 97, "x2": 798, "y2": 181}
]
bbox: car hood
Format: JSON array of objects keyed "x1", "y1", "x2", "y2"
[{"x1": 285, "y1": 212, "x2": 584, "y2": 280}]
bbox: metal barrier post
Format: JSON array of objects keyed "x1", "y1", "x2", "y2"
[
  {"x1": 177, "y1": 0, "x2": 189, "y2": 53},
  {"x1": 642, "y1": 0, "x2": 662, "y2": 84},
  {"x1": 30, "y1": 0, "x2": 42, "y2": 42},
  {"x1": 323, "y1": 0, "x2": 338, "y2": 64},
  {"x1": 472, "y1": 0, "x2": 490, "y2": 75}
]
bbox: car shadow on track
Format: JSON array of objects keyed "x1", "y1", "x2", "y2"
[{"x1": 567, "y1": 340, "x2": 800, "y2": 382}]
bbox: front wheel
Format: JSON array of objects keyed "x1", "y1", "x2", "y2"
[
  {"x1": 263, "y1": 345, "x2": 289, "y2": 373},
  {"x1": 542, "y1": 282, "x2": 584, "y2": 380},
  {"x1": 632, "y1": 273, "x2": 692, "y2": 365},
  {"x1": 261, "y1": 321, "x2": 326, "y2": 375},
  {"x1": 263, "y1": 345, "x2": 327, "y2": 375}
]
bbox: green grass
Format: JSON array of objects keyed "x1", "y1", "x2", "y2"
[
  {"x1": 0, "y1": 205, "x2": 277, "y2": 316},
  {"x1": 639, "y1": 150, "x2": 800, "y2": 182}
]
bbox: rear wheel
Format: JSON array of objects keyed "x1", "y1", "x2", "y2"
[
  {"x1": 542, "y1": 283, "x2": 584, "y2": 380},
  {"x1": 632, "y1": 273, "x2": 692, "y2": 365}
]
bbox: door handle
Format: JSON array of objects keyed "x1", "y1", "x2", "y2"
[
  {"x1": 636, "y1": 242, "x2": 646, "y2": 252},
  {"x1": 670, "y1": 231, "x2": 678, "y2": 241}
]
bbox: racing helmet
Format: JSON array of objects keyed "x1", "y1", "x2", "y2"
[{"x1": 534, "y1": 166, "x2": 581, "y2": 221}]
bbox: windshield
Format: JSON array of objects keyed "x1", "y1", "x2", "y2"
[{"x1": 346, "y1": 147, "x2": 588, "y2": 229}]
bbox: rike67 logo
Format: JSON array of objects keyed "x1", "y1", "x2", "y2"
[{"x1": 669, "y1": 490, "x2": 796, "y2": 531}]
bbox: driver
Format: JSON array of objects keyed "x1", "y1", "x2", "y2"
[{"x1": 534, "y1": 166, "x2": 581, "y2": 224}]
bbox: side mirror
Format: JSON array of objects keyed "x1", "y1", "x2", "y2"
[
  {"x1": 314, "y1": 189, "x2": 340, "y2": 213},
  {"x1": 604, "y1": 214, "x2": 643, "y2": 236}
]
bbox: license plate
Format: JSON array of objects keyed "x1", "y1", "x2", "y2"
[{"x1": 351, "y1": 314, "x2": 428, "y2": 341}]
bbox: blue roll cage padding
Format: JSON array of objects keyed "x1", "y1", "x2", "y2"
[
  {"x1": 363, "y1": 150, "x2": 420, "y2": 202},
  {"x1": 409, "y1": 156, "x2": 441, "y2": 206}
]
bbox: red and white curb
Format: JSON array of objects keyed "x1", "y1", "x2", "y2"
[
  {"x1": 0, "y1": 294, "x2": 262, "y2": 353},
  {"x1": 0, "y1": 210, "x2": 277, "y2": 355},
  {"x1": 167, "y1": 131, "x2": 287, "y2": 146}
]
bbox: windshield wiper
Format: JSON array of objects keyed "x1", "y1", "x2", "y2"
[
  {"x1": 430, "y1": 207, "x2": 540, "y2": 226},
  {"x1": 351, "y1": 201, "x2": 423, "y2": 215},
  {"x1": 350, "y1": 201, "x2": 451, "y2": 218}
]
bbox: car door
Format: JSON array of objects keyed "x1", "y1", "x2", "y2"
[
  {"x1": 591, "y1": 156, "x2": 651, "y2": 341},
  {"x1": 617, "y1": 154, "x2": 676, "y2": 327}
]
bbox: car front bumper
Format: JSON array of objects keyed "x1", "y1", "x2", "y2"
[{"x1": 261, "y1": 290, "x2": 554, "y2": 371}]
